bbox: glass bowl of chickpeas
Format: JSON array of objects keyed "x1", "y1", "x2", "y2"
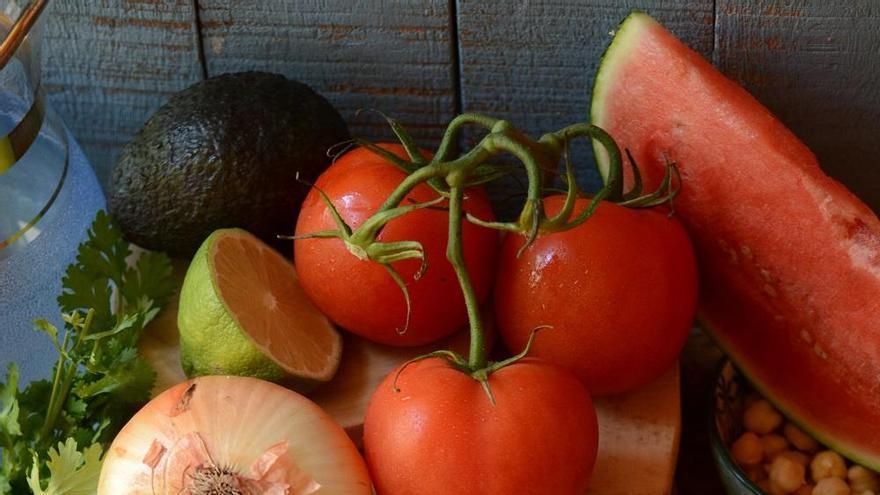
[
  {"x1": 709, "y1": 362, "x2": 880, "y2": 495},
  {"x1": 710, "y1": 361, "x2": 880, "y2": 495}
]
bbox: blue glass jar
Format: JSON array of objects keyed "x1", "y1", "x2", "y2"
[{"x1": 0, "y1": 1, "x2": 105, "y2": 382}]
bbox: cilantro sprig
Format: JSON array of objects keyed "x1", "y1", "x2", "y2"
[{"x1": 0, "y1": 211, "x2": 174, "y2": 494}]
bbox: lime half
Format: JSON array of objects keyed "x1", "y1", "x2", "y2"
[{"x1": 178, "y1": 228, "x2": 342, "y2": 392}]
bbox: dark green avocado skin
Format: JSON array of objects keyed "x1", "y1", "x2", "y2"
[{"x1": 108, "y1": 71, "x2": 350, "y2": 256}]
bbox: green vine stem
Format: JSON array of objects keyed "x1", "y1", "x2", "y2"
[
  {"x1": 299, "y1": 114, "x2": 679, "y2": 382},
  {"x1": 445, "y1": 184, "x2": 488, "y2": 369}
]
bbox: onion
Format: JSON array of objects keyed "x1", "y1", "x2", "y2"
[{"x1": 98, "y1": 376, "x2": 372, "y2": 494}]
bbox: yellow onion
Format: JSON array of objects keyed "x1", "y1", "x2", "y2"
[{"x1": 98, "y1": 376, "x2": 371, "y2": 494}]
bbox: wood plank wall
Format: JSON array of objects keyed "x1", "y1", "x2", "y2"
[
  {"x1": 42, "y1": 0, "x2": 203, "y2": 181},
  {"x1": 39, "y1": 0, "x2": 880, "y2": 212},
  {"x1": 197, "y1": 0, "x2": 456, "y2": 145}
]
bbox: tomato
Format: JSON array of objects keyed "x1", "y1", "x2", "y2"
[
  {"x1": 364, "y1": 357, "x2": 598, "y2": 494},
  {"x1": 495, "y1": 196, "x2": 698, "y2": 395},
  {"x1": 294, "y1": 144, "x2": 498, "y2": 346}
]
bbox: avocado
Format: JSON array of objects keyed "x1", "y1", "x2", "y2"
[{"x1": 108, "y1": 71, "x2": 350, "y2": 256}]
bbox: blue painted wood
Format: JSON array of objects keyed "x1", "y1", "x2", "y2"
[
  {"x1": 715, "y1": 0, "x2": 880, "y2": 212},
  {"x1": 41, "y1": 0, "x2": 204, "y2": 188},
  {"x1": 36, "y1": 0, "x2": 880, "y2": 215},
  {"x1": 196, "y1": 0, "x2": 456, "y2": 147}
]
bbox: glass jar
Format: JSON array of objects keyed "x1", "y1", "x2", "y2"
[{"x1": 0, "y1": 0, "x2": 105, "y2": 382}]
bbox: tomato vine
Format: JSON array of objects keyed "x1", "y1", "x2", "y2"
[{"x1": 295, "y1": 112, "x2": 679, "y2": 390}]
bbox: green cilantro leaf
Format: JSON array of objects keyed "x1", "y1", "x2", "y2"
[
  {"x1": 122, "y1": 251, "x2": 176, "y2": 310},
  {"x1": 56, "y1": 269, "x2": 112, "y2": 331},
  {"x1": 57, "y1": 210, "x2": 131, "y2": 330},
  {"x1": 27, "y1": 439, "x2": 102, "y2": 495},
  {"x1": 71, "y1": 210, "x2": 129, "y2": 284},
  {"x1": 75, "y1": 354, "x2": 155, "y2": 404}
]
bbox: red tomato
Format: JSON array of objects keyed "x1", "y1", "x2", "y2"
[
  {"x1": 295, "y1": 144, "x2": 498, "y2": 346},
  {"x1": 364, "y1": 357, "x2": 599, "y2": 494},
  {"x1": 495, "y1": 196, "x2": 698, "y2": 395}
]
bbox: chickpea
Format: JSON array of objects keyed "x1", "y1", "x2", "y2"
[
  {"x1": 861, "y1": 491, "x2": 877, "y2": 495},
  {"x1": 784, "y1": 423, "x2": 819, "y2": 453},
  {"x1": 812, "y1": 451, "x2": 848, "y2": 481},
  {"x1": 744, "y1": 399, "x2": 784, "y2": 434},
  {"x1": 813, "y1": 477, "x2": 851, "y2": 495},
  {"x1": 733, "y1": 432, "x2": 764, "y2": 466},
  {"x1": 779, "y1": 450, "x2": 811, "y2": 467},
  {"x1": 794, "y1": 485, "x2": 815, "y2": 495},
  {"x1": 762, "y1": 434, "x2": 790, "y2": 460},
  {"x1": 848, "y1": 465, "x2": 880, "y2": 493},
  {"x1": 769, "y1": 454, "x2": 807, "y2": 493}
]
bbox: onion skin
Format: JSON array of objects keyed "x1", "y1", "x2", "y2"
[{"x1": 98, "y1": 376, "x2": 372, "y2": 494}]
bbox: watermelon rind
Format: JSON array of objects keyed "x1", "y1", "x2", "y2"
[{"x1": 591, "y1": 11, "x2": 656, "y2": 182}]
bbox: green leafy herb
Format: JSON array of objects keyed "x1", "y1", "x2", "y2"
[
  {"x1": 0, "y1": 210, "x2": 174, "y2": 493},
  {"x1": 27, "y1": 439, "x2": 102, "y2": 495}
]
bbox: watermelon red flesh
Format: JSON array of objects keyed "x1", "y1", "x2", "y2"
[{"x1": 592, "y1": 12, "x2": 880, "y2": 467}]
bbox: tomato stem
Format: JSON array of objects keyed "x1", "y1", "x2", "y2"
[
  {"x1": 435, "y1": 113, "x2": 500, "y2": 162},
  {"x1": 375, "y1": 164, "x2": 447, "y2": 214},
  {"x1": 445, "y1": 185, "x2": 490, "y2": 369},
  {"x1": 484, "y1": 133, "x2": 549, "y2": 252}
]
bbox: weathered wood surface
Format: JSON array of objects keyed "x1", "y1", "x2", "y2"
[
  {"x1": 39, "y1": 0, "x2": 880, "y2": 214},
  {"x1": 197, "y1": 0, "x2": 456, "y2": 147},
  {"x1": 715, "y1": 0, "x2": 880, "y2": 211},
  {"x1": 42, "y1": 0, "x2": 204, "y2": 186},
  {"x1": 455, "y1": 0, "x2": 715, "y2": 201},
  {"x1": 455, "y1": 1, "x2": 714, "y2": 147}
]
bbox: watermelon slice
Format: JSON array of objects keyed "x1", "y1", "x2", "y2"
[{"x1": 591, "y1": 12, "x2": 880, "y2": 468}]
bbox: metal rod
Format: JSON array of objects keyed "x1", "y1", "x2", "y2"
[{"x1": 0, "y1": 0, "x2": 49, "y2": 69}]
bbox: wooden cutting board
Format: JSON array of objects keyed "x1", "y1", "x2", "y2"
[{"x1": 140, "y1": 269, "x2": 680, "y2": 495}]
